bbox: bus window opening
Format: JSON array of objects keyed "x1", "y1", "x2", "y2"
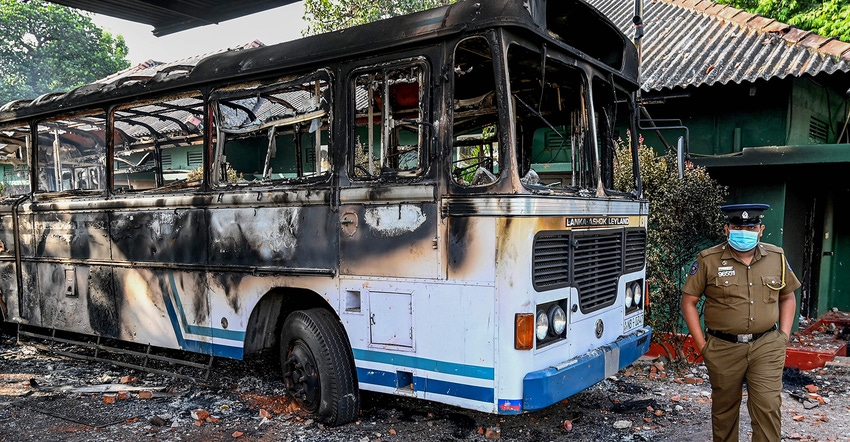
[
  {"x1": 112, "y1": 93, "x2": 205, "y2": 191},
  {"x1": 36, "y1": 112, "x2": 106, "y2": 193},
  {"x1": 213, "y1": 70, "x2": 332, "y2": 186},
  {"x1": 452, "y1": 37, "x2": 501, "y2": 187},
  {"x1": 0, "y1": 124, "x2": 32, "y2": 196},
  {"x1": 508, "y1": 44, "x2": 590, "y2": 189},
  {"x1": 352, "y1": 63, "x2": 426, "y2": 179}
]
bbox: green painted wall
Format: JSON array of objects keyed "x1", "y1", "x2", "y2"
[
  {"x1": 787, "y1": 77, "x2": 849, "y2": 145},
  {"x1": 640, "y1": 81, "x2": 789, "y2": 156}
]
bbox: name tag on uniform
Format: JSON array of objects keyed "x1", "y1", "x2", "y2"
[{"x1": 717, "y1": 266, "x2": 735, "y2": 277}]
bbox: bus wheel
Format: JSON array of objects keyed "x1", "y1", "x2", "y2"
[{"x1": 280, "y1": 308, "x2": 359, "y2": 426}]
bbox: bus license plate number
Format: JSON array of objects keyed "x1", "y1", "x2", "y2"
[{"x1": 624, "y1": 313, "x2": 643, "y2": 331}]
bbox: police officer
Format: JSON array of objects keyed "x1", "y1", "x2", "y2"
[{"x1": 681, "y1": 203, "x2": 799, "y2": 442}]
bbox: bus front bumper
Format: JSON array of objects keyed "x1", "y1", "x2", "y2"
[{"x1": 520, "y1": 327, "x2": 652, "y2": 412}]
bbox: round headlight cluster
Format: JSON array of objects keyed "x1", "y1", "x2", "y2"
[
  {"x1": 536, "y1": 304, "x2": 567, "y2": 340},
  {"x1": 625, "y1": 281, "x2": 643, "y2": 308}
]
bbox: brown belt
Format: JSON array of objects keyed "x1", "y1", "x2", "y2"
[{"x1": 706, "y1": 324, "x2": 777, "y2": 343}]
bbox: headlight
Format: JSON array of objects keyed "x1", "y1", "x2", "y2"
[
  {"x1": 548, "y1": 305, "x2": 567, "y2": 336},
  {"x1": 625, "y1": 284, "x2": 634, "y2": 308},
  {"x1": 535, "y1": 310, "x2": 549, "y2": 341},
  {"x1": 633, "y1": 282, "x2": 643, "y2": 307}
]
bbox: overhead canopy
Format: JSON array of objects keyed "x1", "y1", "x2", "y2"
[{"x1": 49, "y1": 0, "x2": 300, "y2": 36}]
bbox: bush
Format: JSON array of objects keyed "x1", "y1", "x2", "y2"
[{"x1": 614, "y1": 134, "x2": 727, "y2": 359}]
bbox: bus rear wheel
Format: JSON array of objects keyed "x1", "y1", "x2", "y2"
[{"x1": 280, "y1": 308, "x2": 359, "y2": 426}]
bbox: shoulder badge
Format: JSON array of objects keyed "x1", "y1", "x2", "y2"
[{"x1": 689, "y1": 261, "x2": 699, "y2": 275}]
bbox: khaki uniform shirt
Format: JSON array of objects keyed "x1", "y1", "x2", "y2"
[{"x1": 682, "y1": 241, "x2": 800, "y2": 335}]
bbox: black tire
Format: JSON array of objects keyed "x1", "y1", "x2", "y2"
[{"x1": 280, "y1": 308, "x2": 359, "y2": 426}]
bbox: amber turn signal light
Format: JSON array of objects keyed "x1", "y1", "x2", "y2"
[{"x1": 515, "y1": 313, "x2": 534, "y2": 350}]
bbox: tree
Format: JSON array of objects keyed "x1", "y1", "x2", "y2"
[
  {"x1": 303, "y1": 0, "x2": 456, "y2": 35},
  {"x1": 717, "y1": 0, "x2": 850, "y2": 42},
  {"x1": 0, "y1": 0, "x2": 130, "y2": 104},
  {"x1": 614, "y1": 135, "x2": 727, "y2": 361}
]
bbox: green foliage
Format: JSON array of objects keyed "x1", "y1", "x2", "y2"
[
  {"x1": 303, "y1": 0, "x2": 456, "y2": 35},
  {"x1": 0, "y1": 0, "x2": 130, "y2": 104},
  {"x1": 615, "y1": 135, "x2": 727, "y2": 356},
  {"x1": 716, "y1": 0, "x2": 850, "y2": 42}
]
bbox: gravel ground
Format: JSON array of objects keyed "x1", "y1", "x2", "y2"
[{"x1": 1, "y1": 326, "x2": 848, "y2": 442}]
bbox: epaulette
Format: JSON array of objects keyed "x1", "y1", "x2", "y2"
[
  {"x1": 758, "y1": 243, "x2": 784, "y2": 254},
  {"x1": 698, "y1": 243, "x2": 726, "y2": 258}
]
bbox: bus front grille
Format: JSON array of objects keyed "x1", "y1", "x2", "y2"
[
  {"x1": 532, "y1": 232, "x2": 571, "y2": 290},
  {"x1": 533, "y1": 229, "x2": 645, "y2": 314},
  {"x1": 624, "y1": 229, "x2": 647, "y2": 272},
  {"x1": 573, "y1": 232, "x2": 622, "y2": 313}
]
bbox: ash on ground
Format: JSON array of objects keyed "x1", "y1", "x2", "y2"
[{"x1": 1, "y1": 329, "x2": 847, "y2": 442}]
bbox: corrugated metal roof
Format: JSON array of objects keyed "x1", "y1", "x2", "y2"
[{"x1": 586, "y1": 0, "x2": 850, "y2": 91}]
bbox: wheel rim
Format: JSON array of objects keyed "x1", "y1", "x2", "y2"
[{"x1": 283, "y1": 339, "x2": 321, "y2": 412}]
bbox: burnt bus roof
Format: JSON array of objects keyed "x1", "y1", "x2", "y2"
[{"x1": 0, "y1": 0, "x2": 637, "y2": 123}]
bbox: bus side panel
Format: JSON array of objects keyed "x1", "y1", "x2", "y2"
[
  {"x1": 0, "y1": 209, "x2": 18, "y2": 320},
  {"x1": 206, "y1": 205, "x2": 337, "y2": 270},
  {"x1": 339, "y1": 202, "x2": 440, "y2": 279},
  {"x1": 35, "y1": 263, "x2": 118, "y2": 336},
  {"x1": 339, "y1": 278, "x2": 497, "y2": 413},
  {"x1": 112, "y1": 267, "x2": 211, "y2": 353},
  {"x1": 29, "y1": 209, "x2": 114, "y2": 333},
  {"x1": 110, "y1": 208, "x2": 207, "y2": 264},
  {"x1": 34, "y1": 210, "x2": 111, "y2": 261},
  {"x1": 446, "y1": 216, "x2": 496, "y2": 283}
]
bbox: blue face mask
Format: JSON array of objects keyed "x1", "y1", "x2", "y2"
[{"x1": 728, "y1": 229, "x2": 759, "y2": 251}]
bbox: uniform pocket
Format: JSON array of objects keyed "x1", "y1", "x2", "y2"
[
  {"x1": 761, "y1": 275, "x2": 781, "y2": 303},
  {"x1": 710, "y1": 274, "x2": 740, "y2": 300}
]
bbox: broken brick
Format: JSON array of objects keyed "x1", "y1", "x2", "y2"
[
  {"x1": 103, "y1": 394, "x2": 117, "y2": 404},
  {"x1": 191, "y1": 409, "x2": 211, "y2": 421},
  {"x1": 138, "y1": 390, "x2": 153, "y2": 399}
]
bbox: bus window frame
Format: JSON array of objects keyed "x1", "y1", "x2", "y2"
[
  {"x1": 449, "y1": 34, "x2": 506, "y2": 190},
  {"x1": 0, "y1": 123, "x2": 33, "y2": 197},
  {"x1": 110, "y1": 91, "x2": 206, "y2": 193},
  {"x1": 34, "y1": 110, "x2": 108, "y2": 197},
  {"x1": 505, "y1": 37, "x2": 599, "y2": 191},
  {"x1": 210, "y1": 69, "x2": 334, "y2": 189},
  {"x1": 348, "y1": 57, "x2": 430, "y2": 182}
]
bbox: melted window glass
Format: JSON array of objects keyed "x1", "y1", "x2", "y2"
[
  {"x1": 112, "y1": 93, "x2": 204, "y2": 191},
  {"x1": 37, "y1": 112, "x2": 107, "y2": 193},
  {"x1": 452, "y1": 37, "x2": 501, "y2": 187},
  {"x1": 213, "y1": 70, "x2": 332, "y2": 187}
]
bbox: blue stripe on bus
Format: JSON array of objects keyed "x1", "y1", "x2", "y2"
[
  {"x1": 356, "y1": 367, "x2": 494, "y2": 403},
  {"x1": 167, "y1": 275, "x2": 246, "y2": 341},
  {"x1": 353, "y1": 348, "x2": 494, "y2": 380},
  {"x1": 160, "y1": 274, "x2": 246, "y2": 359}
]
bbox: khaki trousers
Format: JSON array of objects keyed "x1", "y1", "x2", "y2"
[{"x1": 702, "y1": 329, "x2": 787, "y2": 442}]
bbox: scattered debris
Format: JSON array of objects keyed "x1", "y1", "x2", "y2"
[{"x1": 2, "y1": 329, "x2": 848, "y2": 442}]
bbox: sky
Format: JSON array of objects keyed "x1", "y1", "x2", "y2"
[{"x1": 90, "y1": 1, "x2": 308, "y2": 67}]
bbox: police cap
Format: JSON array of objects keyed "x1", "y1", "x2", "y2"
[{"x1": 721, "y1": 203, "x2": 770, "y2": 226}]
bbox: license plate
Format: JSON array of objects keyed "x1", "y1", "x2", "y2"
[{"x1": 624, "y1": 313, "x2": 643, "y2": 331}]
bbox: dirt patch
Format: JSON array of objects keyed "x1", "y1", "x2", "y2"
[{"x1": 1, "y1": 329, "x2": 848, "y2": 441}]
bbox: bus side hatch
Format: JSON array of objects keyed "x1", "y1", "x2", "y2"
[{"x1": 369, "y1": 291, "x2": 413, "y2": 348}]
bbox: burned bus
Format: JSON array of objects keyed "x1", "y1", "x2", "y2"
[{"x1": 0, "y1": 0, "x2": 650, "y2": 425}]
